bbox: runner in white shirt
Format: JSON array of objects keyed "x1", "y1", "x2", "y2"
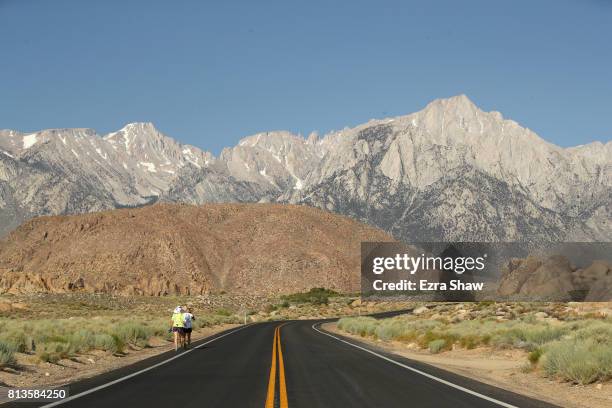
[{"x1": 183, "y1": 307, "x2": 195, "y2": 348}]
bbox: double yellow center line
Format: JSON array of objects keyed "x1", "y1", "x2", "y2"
[{"x1": 265, "y1": 325, "x2": 288, "y2": 408}]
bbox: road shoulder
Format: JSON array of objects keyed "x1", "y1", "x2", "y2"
[
  {"x1": 0, "y1": 324, "x2": 240, "y2": 406},
  {"x1": 323, "y1": 322, "x2": 610, "y2": 408}
]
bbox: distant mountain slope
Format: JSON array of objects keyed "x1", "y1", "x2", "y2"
[
  {"x1": 1, "y1": 95, "x2": 609, "y2": 241},
  {"x1": 0, "y1": 203, "x2": 392, "y2": 295},
  {"x1": 284, "y1": 96, "x2": 611, "y2": 241}
]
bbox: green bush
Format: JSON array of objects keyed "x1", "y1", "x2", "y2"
[
  {"x1": 0, "y1": 341, "x2": 16, "y2": 367},
  {"x1": 0, "y1": 330, "x2": 30, "y2": 353},
  {"x1": 110, "y1": 334, "x2": 126, "y2": 354},
  {"x1": 69, "y1": 329, "x2": 95, "y2": 353},
  {"x1": 528, "y1": 348, "x2": 543, "y2": 365},
  {"x1": 37, "y1": 342, "x2": 70, "y2": 363},
  {"x1": 428, "y1": 339, "x2": 448, "y2": 354},
  {"x1": 337, "y1": 317, "x2": 378, "y2": 337},
  {"x1": 113, "y1": 323, "x2": 151, "y2": 347},
  {"x1": 375, "y1": 320, "x2": 407, "y2": 341},
  {"x1": 542, "y1": 339, "x2": 611, "y2": 384},
  {"x1": 523, "y1": 326, "x2": 566, "y2": 346},
  {"x1": 458, "y1": 334, "x2": 481, "y2": 349},
  {"x1": 282, "y1": 288, "x2": 338, "y2": 305},
  {"x1": 93, "y1": 334, "x2": 120, "y2": 353},
  {"x1": 215, "y1": 308, "x2": 232, "y2": 316},
  {"x1": 489, "y1": 324, "x2": 567, "y2": 350}
]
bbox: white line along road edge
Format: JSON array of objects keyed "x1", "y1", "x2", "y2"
[
  {"x1": 41, "y1": 324, "x2": 252, "y2": 407},
  {"x1": 312, "y1": 323, "x2": 519, "y2": 408}
]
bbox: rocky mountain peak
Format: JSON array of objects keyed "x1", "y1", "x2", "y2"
[
  {"x1": 104, "y1": 122, "x2": 164, "y2": 151},
  {"x1": 102, "y1": 122, "x2": 212, "y2": 176},
  {"x1": 0, "y1": 95, "x2": 609, "y2": 242},
  {"x1": 307, "y1": 131, "x2": 319, "y2": 144},
  {"x1": 236, "y1": 130, "x2": 304, "y2": 148},
  {"x1": 426, "y1": 94, "x2": 479, "y2": 111}
]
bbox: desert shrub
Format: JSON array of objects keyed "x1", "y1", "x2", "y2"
[
  {"x1": 458, "y1": 334, "x2": 481, "y2": 349},
  {"x1": 37, "y1": 342, "x2": 70, "y2": 363},
  {"x1": 69, "y1": 329, "x2": 95, "y2": 353},
  {"x1": 0, "y1": 330, "x2": 30, "y2": 353},
  {"x1": 109, "y1": 334, "x2": 126, "y2": 354},
  {"x1": 522, "y1": 326, "x2": 566, "y2": 346},
  {"x1": 428, "y1": 339, "x2": 448, "y2": 354},
  {"x1": 0, "y1": 341, "x2": 16, "y2": 367},
  {"x1": 528, "y1": 348, "x2": 543, "y2": 365},
  {"x1": 490, "y1": 330, "x2": 518, "y2": 349},
  {"x1": 282, "y1": 288, "x2": 338, "y2": 305},
  {"x1": 541, "y1": 339, "x2": 612, "y2": 384},
  {"x1": 375, "y1": 320, "x2": 407, "y2": 341},
  {"x1": 571, "y1": 321, "x2": 612, "y2": 344},
  {"x1": 147, "y1": 320, "x2": 171, "y2": 337},
  {"x1": 93, "y1": 334, "x2": 120, "y2": 353},
  {"x1": 215, "y1": 308, "x2": 232, "y2": 316},
  {"x1": 488, "y1": 323, "x2": 565, "y2": 350},
  {"x1": 113, "y1": 323, "x2": 151, "y2": 347},
  {"x1": 416, "y1": 330, "x2": 456, "y2": 348},
  {"x1": 337, "y1": 317, "x2": 378, "y2": 337}
]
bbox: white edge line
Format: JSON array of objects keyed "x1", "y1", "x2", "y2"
[
  {"x1": 41, "y1": 324, "x2": 252, "y2": 407},
  {"x1": 312, "y1": 323, "x2": 518, "y2": 408}
]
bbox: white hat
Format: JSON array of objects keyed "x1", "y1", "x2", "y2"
[{"x1": 174, "y1": 306, "x2": 182, "y2": 313}]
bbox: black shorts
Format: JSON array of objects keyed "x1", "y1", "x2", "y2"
[
  {"x1": 184, "y1": 328, "x2": 192, "y2": 334},
  {"x1": 172, "y1": 327, "x2": 185, "y2": 334}
]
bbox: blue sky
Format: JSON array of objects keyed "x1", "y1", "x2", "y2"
[{"x1": 1, "y1": 0, "x2": 610, "y2": 154}]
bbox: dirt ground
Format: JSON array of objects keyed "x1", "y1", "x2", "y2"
[{"x1": 324, "y1": 322, "x2": 612, "y2": 408}]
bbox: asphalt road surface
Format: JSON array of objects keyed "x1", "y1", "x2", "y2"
[{"x1": 5, "y1": 318, "x2": 559, "y2": 408}]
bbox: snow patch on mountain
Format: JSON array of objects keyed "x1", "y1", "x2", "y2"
[{"x1": 22, "y1": 133, "x2": 38, "y2": 149}]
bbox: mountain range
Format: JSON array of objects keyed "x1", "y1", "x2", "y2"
[{"x1": 1, "y1": 95, "x2": 610, "y2": 241}]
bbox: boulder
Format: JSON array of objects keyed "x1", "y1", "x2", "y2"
[
  {"x1": 579, "y1": 261, "x2": 611, "y2": 301},
  {"x1": 498, "y1": 257, "x2": 542, "y2": 296},
  {"x1": 518, "y1": 255, "x2": 576, "y2": 299},
  {"x1": 574, "y1": 260, "x2": 610, "y2": 288},
  {"x1": 413, "y1": 306, "x2": 429, "y2": 315},
  {"x1": 0, "y1": 301, "x2": 11, "y2": 312}
]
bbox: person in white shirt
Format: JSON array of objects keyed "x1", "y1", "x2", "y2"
[{"x1": 183, "y1": 307, "x2": 195, "y2": 347}]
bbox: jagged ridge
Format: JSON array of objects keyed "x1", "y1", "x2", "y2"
[{"x1": 0, "y1": 95, "x2": 609, "y2": 241}]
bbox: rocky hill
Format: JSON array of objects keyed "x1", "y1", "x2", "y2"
[
  {"x1": 1, "y1": 95, "x2": 609, "y2": 241},
  {"x1": 0, "y1": 203, "x2": 392, "y2": 295},
  {"x1": 497, "y1": 256, "x2": 610, "y2": 301}
]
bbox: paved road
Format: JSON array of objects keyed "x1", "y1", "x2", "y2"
[{"x1": 6, "y1": 319, "x2": 558, "y2": 408}]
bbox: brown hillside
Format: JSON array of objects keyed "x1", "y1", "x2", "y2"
[{"x1": 0, "y1": 203, "x2": 392, "y2": 296}]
